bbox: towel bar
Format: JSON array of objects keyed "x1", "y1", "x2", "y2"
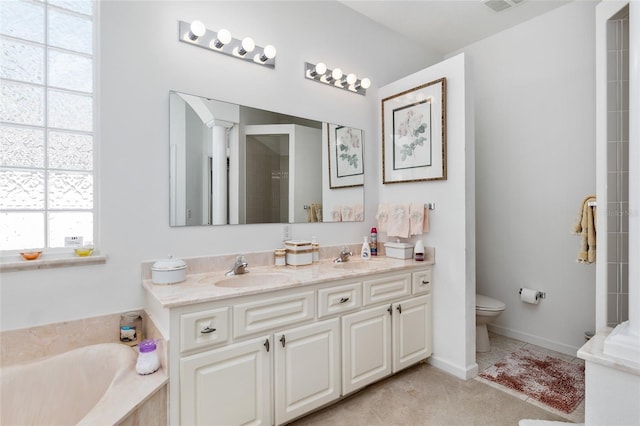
[
  {"x1": 424, "y1": 203, "x2": 435, "y2": 210},
  {"x1": 587, "y1": 201, "x2": 597, "y2": 207}
]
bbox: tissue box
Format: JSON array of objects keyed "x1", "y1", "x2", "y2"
[
  {"x1": 284, "y1": 240, "x2": 312, "y2": 266},
  {"x1": 384, "y1": 242, "x2": 414, "y2": 259}
]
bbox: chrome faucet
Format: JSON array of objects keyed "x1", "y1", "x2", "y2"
[
  {"x1": 334, "y1": 247, "x2": 353, "y2": 263},
  {"x1": 226, "y1": 255, "x2": 249, "y2": 276}
]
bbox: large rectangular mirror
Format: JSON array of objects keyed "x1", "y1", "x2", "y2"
[{"x1": 169, "y1": 91, "x2": 365, "y2": 226}]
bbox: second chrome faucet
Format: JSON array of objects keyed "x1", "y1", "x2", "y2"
[{"x1": 226, "y1": 255, "x2": 249, "y2": 276}]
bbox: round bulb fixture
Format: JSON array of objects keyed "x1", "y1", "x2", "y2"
[
  {"x1": 360, "y1": 78, "x2": 371, "y2": 89},
  {"x1": 315, "y1": 62, "x2": 327, "y2": 75},
  {"x1": 189, "y1": 20, "x2": 206, "y2": 40},
  {"x1": 332, "y1": 68, "x2": 343, "y2": 80},
  {"x1": 240, "y1": 37, "x2": 255, "y2": 55},
  {"x1": 263, "y1": 45, "x2": 277, "y2": 59},
  {"x1": 346, "y1": 73, "x2": 357, "y2": 85},
  {"x1": 217, "y1": 29, "x2": 232, "y2": 45}
]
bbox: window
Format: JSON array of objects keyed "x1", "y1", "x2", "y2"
[{"x1": 0, "y1": 0, "x2": 95, "y2": 251}]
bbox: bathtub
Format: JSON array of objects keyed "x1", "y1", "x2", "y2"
[{"x1": 1, "y1": 343, "x2": 167, "y2": 425}]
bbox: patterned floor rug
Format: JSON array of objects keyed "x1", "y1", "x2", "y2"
[{"x1": 479, "y1": 347, "x2": 585, "y2": 414}]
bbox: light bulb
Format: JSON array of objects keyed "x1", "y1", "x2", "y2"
[
  {"x1": 346, "y1": 73, "x2": 357, "y2": 85},
  {"x1": 188, "y1": 20, "x2": 206, "y2": 40},
  {"x1": 262, "y1": 45, "x2": 277, "y2": 60},
  {"x1": 238, "y1": 37, "x2": 255, "y2": 55},
  {"x1": 217, "y1": 29, "x2": 231, "y2": 44},
  {"x1": 360, "y1": 78, "x2": 371, "y2": 89},
  {"x1": 310, "y1": 62, "x2": 327, "y2": 77},
  {"x1": 331, "y1": 68, "x2": 343, "y2": 80}
]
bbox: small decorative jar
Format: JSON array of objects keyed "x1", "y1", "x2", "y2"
[
  {"x1": 136, "y1": 339, "x2": 160, "y2": 375},
  {"x1": 274, "y1": 249, "x2": 286, "y2": 266},
  {"x1": 312, "y1": 242, "x2": 320, "y2": 263},
  {"x1": 120, "y1": 311, "x2": 142, "y2": 346}
]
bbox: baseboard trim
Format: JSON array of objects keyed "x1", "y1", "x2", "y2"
[
  {"x1": 428, "y1": 355, "x2": 478, "y2": 380},
  {"x1": 487, "y1": 324, "x2": 581, "y2": 357}
]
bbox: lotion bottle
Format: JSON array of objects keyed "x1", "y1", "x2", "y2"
[{"x1": 361, "y1": 236, "x2": 371, "y2": 260}]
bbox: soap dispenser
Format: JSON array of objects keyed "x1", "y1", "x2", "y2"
[
  {"x1": 361, "y1": 236, "x2": 371, "y2": 260},
  {"x1": 414, "y1": 240, "x2": 425, "y2": 261}
]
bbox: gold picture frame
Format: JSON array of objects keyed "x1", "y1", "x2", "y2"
[
  {"x1": 382, "y1": 77, "x2": 447, "y2": 183},
  {"x1": 327, "y1": 123, "x2": 364, "y2": 189}
]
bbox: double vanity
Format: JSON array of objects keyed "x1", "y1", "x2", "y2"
[{"x1": 143, "y1": 248, "x2": 434, "y2": 425}]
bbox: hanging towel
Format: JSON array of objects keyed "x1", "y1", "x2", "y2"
[
  {"x1": 572, "y1": 195, "x2": 596, "y2": 264},
  {"x1": 423, "y1": 205, "x2": 430, "y2": 233},
  {"x1": 331, "y1": 206, "x2": 342, "y2": 222},
  {"x1": 387, "y1": 204, "x2": 410, "y2": 238},
  {"x1": 353, "y1": 204, "x2": 364, "y2": 222},
  {"x1": 312, "y1": 203, "x2": 323, "y2": 222},
  {"x1": 341, "y1": 206, "x2": 354, "y2": 222},
  {"x1": 376, "y1": 204, "x2": 390, "y2": 233},
  {"x1": 409, "y1": 203, "x2": 425, "y2": 236}
]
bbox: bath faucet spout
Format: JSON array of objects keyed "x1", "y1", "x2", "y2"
[
  {"x1": 334, "y1": 247, "x2": 353, "y2": 263},
  {"x1": 226, "y1": 255, "x2": 249, "y2": 276}
]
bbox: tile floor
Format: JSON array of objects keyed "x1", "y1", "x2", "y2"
[
  {"x1": 291, "y1": 333, "x2": 585, "y2": 426},
  {"x1": 475, "y1": 332, "x2": 585, "y2": 424}
]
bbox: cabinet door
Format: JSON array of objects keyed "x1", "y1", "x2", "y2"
[
  {"x1": 392, "y1": 295, "x2": 432, "y2": 373},
  {"x1": 274, "y1": 318, "x2": 341, "y2": 425},
  {"x1": 342, "y1": 304, "x2": 392, "y2": 395},
  {"x1": 180, "y1": 335, "x2": 272, "y2": 426}
]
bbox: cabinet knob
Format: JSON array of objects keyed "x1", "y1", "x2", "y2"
[
  {"x1": 339, "y1": 297, "x2": 350, "y2": 303},
  {"x1": 264, "y1": 338, "x2": 270, "y2": 352},
  {"x1": 421, "y1": 280, "x2": 430, "y2": 285},
  {"x1": 387, "y1": 304, "x2": 393, "y2": 315},
  {"x1": 280, "y1": 335, "x2": 286, "y2": 348},
  {"x1": 397, "y1": 304, "x2": 402, "y2": 314},
  {"x1": 200, "y1": 326, "x2": 216, "y2": 334}
]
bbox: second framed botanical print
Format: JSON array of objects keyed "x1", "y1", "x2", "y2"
[{"x1": 328, "y1": 123, "x2": 364, "y2": 188}]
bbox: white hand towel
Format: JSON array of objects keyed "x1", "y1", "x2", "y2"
[
  {"x1": 409, "y1": 203, "x2": 425, "y2": 236},
  {"x1": 353, "y1": 204, "x2": 364, "y2": 222},
  {"x1": 331, "y1": 206, "x2": 342, "y2": 222},
  {"x1": 341, "y1": 206, "x2": 354, "y2": 222},
  {"x1": 376, "y1": 204, "x2": 390, "y2": 233},
  {"x1": 387, "y1": 204, "x2": 410, "y2": 238}
]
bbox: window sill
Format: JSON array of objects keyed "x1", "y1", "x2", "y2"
[{"x1": 0, "y1": 254, "x2": 107, "y2": 272}]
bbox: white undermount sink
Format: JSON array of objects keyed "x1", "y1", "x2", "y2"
[
  {"x1": 333, "y1": 260, "x2": 377, "y2": 270},
  {"x1": 213, "y1": 272, "x2": 292, "y2": 288}
]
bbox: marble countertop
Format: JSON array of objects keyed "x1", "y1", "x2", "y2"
[{"x1": 143, "y1": 256, "x2": 434, "y2": 308}]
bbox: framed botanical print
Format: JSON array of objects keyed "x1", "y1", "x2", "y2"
[
  {"x1": 382, "y1": 77, "x2": 446, "y2": 183},
  {"x1": 328, "y1": 123, "x2": 364, "y2": 188}
]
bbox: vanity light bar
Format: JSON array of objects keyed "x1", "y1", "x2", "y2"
[
  {"x1": 304, "y1": 62, "x2": 371, "y2": 96},
  {"x1": 178, "y1": 20, "x2": 276, "y2": 68}
]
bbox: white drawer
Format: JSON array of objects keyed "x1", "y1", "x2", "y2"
[
  {"x1": 180, "y1": 307, "x2": 229, "y2": 353},
  {"x1": 412, "y1": 269, "x2": 433, "y2": 295},
  {"x1": 363, "y1": 273, "x2": 411, "y2": 306},
  {"x1": 318, "y1": 282, "x2": 362, "y2": 318},
  {"x1": 234, "y1": 291, "x2": 315, "y2": 338}
]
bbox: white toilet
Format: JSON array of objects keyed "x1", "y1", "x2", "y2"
[{"x1": 476, "y1": 294, "x2": 506, "y2": 353}]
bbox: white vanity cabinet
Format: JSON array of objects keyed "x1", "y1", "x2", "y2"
[
  {"x1": 341, "y1": 271, "x2": 432, "y2": 394},
  {"x1": 180, "y1": 335, "x2": 272, "y2": 425},
  {"x1": 274, "y1": 318, "x2": 341, "y2": 424},
  {"x1": 154, "y1": 264, "x2": 433, "y2": 425}
]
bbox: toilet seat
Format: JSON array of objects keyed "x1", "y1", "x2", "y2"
[{"x1": 476, "y1": 294, "x2": 505, "y2": 312}]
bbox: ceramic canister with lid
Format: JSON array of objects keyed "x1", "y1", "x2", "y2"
[{"x1": 151, "y1": 256, "x2": 187, "y2": 284}]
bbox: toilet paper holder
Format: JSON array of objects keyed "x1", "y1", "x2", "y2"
[{"x1": 519, "y1": 288, "x2": 546, "y2": 300}]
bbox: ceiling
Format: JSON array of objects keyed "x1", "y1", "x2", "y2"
[{"x1": 340, "y1": 0, "x2": 574, "y2": 55}]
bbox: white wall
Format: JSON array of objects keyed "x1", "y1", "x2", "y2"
[
  {"x1": 0, "y1": 1, "x2": 442, "y2": 331},
  {"x1": 456, "y1": 0, "x2": 598, "y2": 355},
  {"x1": 378, "y1": 53, "x2": 476, "y2": 379}
]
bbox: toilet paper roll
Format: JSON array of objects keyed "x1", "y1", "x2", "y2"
[{"x1": 520, "y1": 288, "x2": 540, "y2": 304}]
